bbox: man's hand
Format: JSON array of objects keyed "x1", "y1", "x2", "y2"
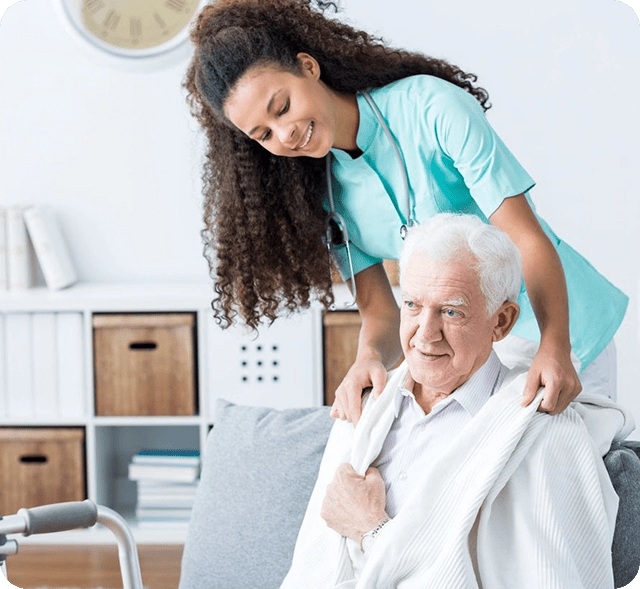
[
  {"x1": 330, "y1": 358, "x2": 387, "y2": 425},
  {"x1": 320, "y1": 463, "x2": 389, "y2": 542},
  {"x1": 521, "y1": 344, "x2": 582, "y2": 414}
]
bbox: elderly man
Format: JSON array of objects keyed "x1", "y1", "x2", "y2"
[{"x1": 282, "y1": 214, "x2": 632, "y2": 589}]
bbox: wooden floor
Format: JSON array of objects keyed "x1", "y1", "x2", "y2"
[{"x1": 6, "y1": 544, "x2": 183, "y2": 589}]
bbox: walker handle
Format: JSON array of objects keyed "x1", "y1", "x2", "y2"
[{"x1": 19, "y1": 500, "x2": 98, "y2": 536}]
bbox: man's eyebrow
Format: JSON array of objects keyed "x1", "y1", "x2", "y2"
[
  {"x1": 248, "y1": 89, "x2": 282, "y2": 137},
  {"x1": 441, "y1": 297, "x2": 467, "y2": 307}
]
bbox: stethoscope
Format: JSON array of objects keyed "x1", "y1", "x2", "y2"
[
  {"x1": 325, "y1": 90, "x2": 414, "y2": 240},
  {"x1": 324, "y1": 90, "x2": 415, "y2": 303}
]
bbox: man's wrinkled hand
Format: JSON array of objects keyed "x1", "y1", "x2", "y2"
[{"x1": 320, "y1": 463, "x2": 389, "y2": 542}]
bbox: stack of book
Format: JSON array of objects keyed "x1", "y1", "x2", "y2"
[
  {"x1": 128, "y1": 449, "x2": 201, "y2": 525},
  {"x1": 0, "y1": 205, "x2": 77, "y2": 292}
]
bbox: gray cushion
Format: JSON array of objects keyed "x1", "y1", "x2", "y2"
[
  {"x1": 605, "y1": 440, "x2": 640, "y2": 588},
  {"x1": 179, "y1": 399, "x2": 334, "y2": 589}
]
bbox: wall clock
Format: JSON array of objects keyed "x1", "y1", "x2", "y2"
[{"x1": 55, "y1": 0, "x2": 205, "y2": 59}]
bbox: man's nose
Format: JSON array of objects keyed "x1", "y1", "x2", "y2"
[{"x1": 415, "y1": 311, "x2": 443, "y2": 343}]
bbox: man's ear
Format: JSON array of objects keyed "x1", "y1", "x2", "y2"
[
  {"x1": 297, "y1": 52, "x2": 321, "y2": 79},
  {"x1": 492, "y1": 301, "x2": 520, "y2": 342}
]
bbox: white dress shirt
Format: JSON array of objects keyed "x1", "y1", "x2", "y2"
[{"x1": 372, "y1": 350, "x2": 509, "y2": 518}]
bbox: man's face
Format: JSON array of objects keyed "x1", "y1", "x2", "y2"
[{"x1": 400, "y1": 251, "x2": 501, "y2": 399}]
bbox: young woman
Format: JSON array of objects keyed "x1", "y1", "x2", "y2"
[{"x1": 184, "y1": 0, "x2": 628, "y2": 422}]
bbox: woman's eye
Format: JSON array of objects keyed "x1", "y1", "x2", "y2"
[
  {"x1": 261, "y1": 130, "x2": 272, "y2": 142},
  {"x1": 279, "y1": 101, "x2": 290, "y2": 115}
]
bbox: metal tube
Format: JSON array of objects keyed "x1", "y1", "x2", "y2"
[
  {"x1": 0, "y1": 540, "x2": 19, "y2": 557},
  {"x1": 0, "y1": 515, "x2": 27, "y2": 537},
  {"x1": 96, "y1": 505, "x2": 144, "y2": 589}
]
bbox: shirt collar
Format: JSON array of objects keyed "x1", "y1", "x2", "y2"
[
  {"x1": 354, "y1": 91, "x2": 380, "y2": 152},
  {"x1": 394, "y1": 350, "x2": 506, "y2": 418},
  {"x1": 330, "y1": 91, "x2": 380, "y2": 163}
]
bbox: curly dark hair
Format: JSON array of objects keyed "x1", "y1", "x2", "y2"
[{"x1": 184, "y1": 0, "x2": 491, "y2": 329}]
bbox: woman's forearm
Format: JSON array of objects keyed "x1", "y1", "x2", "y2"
[
  {"x1": 491, "y1": 194, "x2": 581, "y2": 413},
  {"x1": 516, "y1": 230, "x2": 572, "y2": 353},
  {"x1": 354, "y1": 263, "x2": 403, "y2": 368},
  {"x1": 356, "y1": 307, "x2": 403, "y2": 369},
  {"x1": 490, "y1": 194, "x2": 572, "y2": 353}
]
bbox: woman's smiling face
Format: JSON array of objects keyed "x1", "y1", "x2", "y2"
[{"x1": 223, "y1": 53, "x2": 357, "y2": 157}]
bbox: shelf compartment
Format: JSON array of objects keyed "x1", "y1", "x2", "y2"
[
  {"x1": 0, "y1": 427, "x2": 86, "y2": 515},
  {"x1": 94, "y1": 425, "x2": 200, "y2": 520},
  {"x1": 93, "y1": 313, "x2": 198, "y2": 417}
]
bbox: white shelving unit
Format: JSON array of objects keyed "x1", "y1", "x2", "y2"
[{"x1": 0, "y1": 282, "x2": 324, "y2": 544}]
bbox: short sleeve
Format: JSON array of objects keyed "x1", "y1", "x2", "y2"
[{"x1": 430, "y1": 84, "x2": 535, "y2": 218}]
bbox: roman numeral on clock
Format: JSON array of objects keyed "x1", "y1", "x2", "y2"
[
  {"x1": 84, "y1": 0, "x2": 105, "y2": 14},
  {"x1": 166, "y1": 0, "x2": 186, "y2": 12},
  {"x1": 130, "y1": 18, "x2": 142, "y2": 37},
  {"x1": 103, "y1": 10, "x2": 120, "y2": 31},
  {"x1": 154, "y1": 12, "x2": 167, "y2": 29}
]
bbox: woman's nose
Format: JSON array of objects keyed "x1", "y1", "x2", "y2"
[{"x1": 275, "y1": 122, "x2": 296, "y2": 146}]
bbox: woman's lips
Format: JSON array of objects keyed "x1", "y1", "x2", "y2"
[{"x1": 298, "y1": 121, "x2": 314, "y2": 149}]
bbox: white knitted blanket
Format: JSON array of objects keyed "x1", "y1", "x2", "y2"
[{"x1": 281, "y1": 363, "x2": 634, "y2": 589}]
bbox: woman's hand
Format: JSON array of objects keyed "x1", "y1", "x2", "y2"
[
  {"x1": 330, "y1": 356, "x2": 388, "y2": 424},
  {"x1": 330, "y1": 263, "x2": 402, "y2": 425},
  {"x1": 522, "y1": 343, "x2": 582, "y2": 414}
]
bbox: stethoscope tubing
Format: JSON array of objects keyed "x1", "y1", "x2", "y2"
[{"x1": 360, "y1": 90, "x2": 414, "y2": 237}]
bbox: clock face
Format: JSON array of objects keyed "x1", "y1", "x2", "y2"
[{"x1": 58, "y1": 0, "x2": 203, "y2": 57}]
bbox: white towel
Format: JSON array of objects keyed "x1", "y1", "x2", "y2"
[{"x1": 281, "y1": 363, "x2": 634, "y2": 589}]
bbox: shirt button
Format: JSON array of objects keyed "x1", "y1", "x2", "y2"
[{"x1": 399, "y1": 472, "x2": 408, "y2": 481}]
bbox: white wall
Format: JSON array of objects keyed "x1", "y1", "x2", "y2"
[
  {"x1": 0, "y1": 0, "x2": 208, "y2": 283},
  {"x1": 1, "y1": 0, "x2": 639, "y2": 431}
]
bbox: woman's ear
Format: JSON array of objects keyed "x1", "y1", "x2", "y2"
[
  {"x1": 297, "y1": 52, "x2": 321, "y2": 79},
  {"x1": 492, "y1": 301, "x2": 520, "y2": 342}
]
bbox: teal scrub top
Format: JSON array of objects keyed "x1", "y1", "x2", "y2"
[{"x1": 326, "y1": 75, "x2": 628, "y2": 370}]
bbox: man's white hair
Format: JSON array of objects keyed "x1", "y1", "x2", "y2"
[{"x1": 399, "y1": 214, "x2": 523, "y2": 316}]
